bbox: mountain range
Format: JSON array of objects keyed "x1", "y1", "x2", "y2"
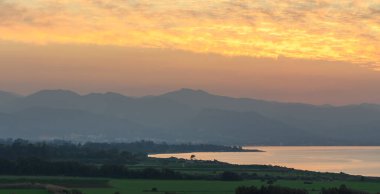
[{"x1": 0, "y1": 88, "x2": 379, "y2": 145}]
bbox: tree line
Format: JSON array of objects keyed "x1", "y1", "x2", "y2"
[
  {"x1": 0, "y1": 139, "x2": 244, "y2": 164},
  {"x1": 235, "y1": 185, "x2": 379, "y2": 194},
  {"x1": 0, "y1": 157, "x2": 187, "y2": 179}
]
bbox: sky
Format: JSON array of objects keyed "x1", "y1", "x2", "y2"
[{"x1": 1, "y1": 0, "x2": 380, "y2": 105}]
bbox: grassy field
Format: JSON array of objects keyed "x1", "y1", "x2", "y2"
[
  {"x1": 1, "y1": 177, "x2": 380, "y2": 194},
  {"x1": 0, "y1": 189, "x2": 49, "y2": 194},
  {"x1": 82, "y1": 179, "x2": 380, "y2": 194},
  {"x1": 1, "y1": 159, "x2": 380, "y2": 194}
]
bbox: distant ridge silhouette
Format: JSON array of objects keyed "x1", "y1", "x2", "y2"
[{"x1": 0, "y1": 88, "x2": 379, "y2": 145}]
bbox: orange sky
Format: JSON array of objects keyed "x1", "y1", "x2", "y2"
[{"x1": 1, "y1": 0, "x2": 380, "y2": 104}]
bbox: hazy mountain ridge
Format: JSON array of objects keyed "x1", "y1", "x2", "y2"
[
  {"x1": 162, "y1": 89, "x2": 380, "y2": 145},
  {"x1": 0, "y1": 91, "x2": 22, "y2": 105},
  {"x1": 170, "y1": 108, "x2": 326, "y2": 145},
  {"x1": 0, "y1": 107, "x2": 165, "y2": 141},
  {"x1": 1, "y1": 90, "x2": 196, "y2": 128},
  {"x1": 0, "y1": 89, "x2": 379, "y2": 145}
]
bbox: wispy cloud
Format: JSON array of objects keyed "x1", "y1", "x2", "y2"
[{"x1": 1, "y1": 0, "x2": 379, "y2": 68}]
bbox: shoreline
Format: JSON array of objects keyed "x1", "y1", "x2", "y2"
[
  {"x1": 147, "y1": 149, "x2": 264, "y2": 155},
  {"x1": 149, "y1": 146, "x2": 380, "y2": 178}
]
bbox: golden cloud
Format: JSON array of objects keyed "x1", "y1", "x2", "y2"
[{"x1": 1, "y1": 0, "x2": 380, "y2": 68}]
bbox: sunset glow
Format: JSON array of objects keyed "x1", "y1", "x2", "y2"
[
  {"x1": 1, "y1": 0, "x2": 380, "y2": 104},
  {"x1": 1, "y1": 0, "x2": 380, "y2": 68}
]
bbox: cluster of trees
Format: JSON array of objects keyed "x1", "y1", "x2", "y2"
[
  {"x1": 0, "y1": 157, "x2": 188, "y2": 179},
  {"x1": 0, "y1": 139, "x2": 257, "y2": 180},
  {"x1": 236, "y1": 185, "x2": 378, "y2": 194},
  {"x1": 321, "y1": 185, "x2": 372, "y2": 194},
  {"x1": 220, "y1": 171, "x2": 243, "y2": 181},
  {"x1": 0, "y1": 139, "x2": 144, "y2": 164},
  {"x1": 0, "y1": 156, "x2": 250, "y2": 181},
  {"x1": 236, "y1": 185, "x2": 308, "y2": 194},
  {"x1": 0, "y1": 139, "x2": 245, "y2": 164},
  {"x1": 82, "y1": 140, "x2": 245, "y2": 153}
]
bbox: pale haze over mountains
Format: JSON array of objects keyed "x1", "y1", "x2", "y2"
[{"x1": 0, "y1": 88, "x2": 379, "y2": 145}]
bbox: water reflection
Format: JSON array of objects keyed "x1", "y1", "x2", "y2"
[{"x1": 150, "y1": 146, "x2": 380, "y2": 177}]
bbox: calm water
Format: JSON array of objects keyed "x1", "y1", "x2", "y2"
[{"x1": 150, "y1": 146, "x2": 380, "y2": 177}]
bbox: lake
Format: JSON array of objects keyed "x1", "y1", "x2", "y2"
[{"x1": 150, "y1": 146, "x2": 380, "y2": 177}]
